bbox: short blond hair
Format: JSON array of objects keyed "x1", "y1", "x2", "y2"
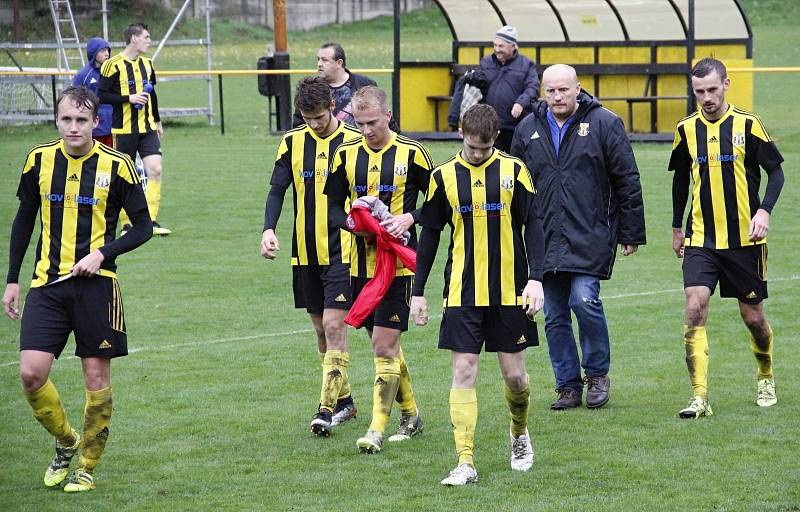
[{"x1": 351, "y1": 85, "x2": 388, "y2": 114}]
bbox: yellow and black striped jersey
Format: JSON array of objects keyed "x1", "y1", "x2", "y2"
[
  {"x1": 325, "y1": 132, "x2": 434, "y2": 278},
  {"x1": 100, "y1": 53, "x2": 159, "y2": 135},
  {"x1": 269, "y1": 121, "x2": 361, "y2": 266},
  {"x1": 669, "y1": 105, "x2": 783, "y2": 249},
  {"x1": 420, "y1": 150, "x2": 535, "y2": 307},
  {"x1": 16, "y1": 140, "x2": 147, "y2": 287}
]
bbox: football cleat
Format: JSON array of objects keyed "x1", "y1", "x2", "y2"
[
  {"x1": 510, "y1": 428, "x2": 534, "y2": 471},
  {"x1": 387, "y1": 414, "x2": 423, "y2": 442},
  {"x1": 310, "y1": 409, "x2": 333, "y2": 437},
  {"x1": 330, "y1": 399, "x2": 357, "y2": 427},
  {"x1": 356, "y1": 430, "x2": 383, "y2": 453},
  {"x1": 152, "y1": 221, "x2": 171, "y2": 236},
  {"x1": 63, "y1": 467, "x2": 95, "y2": 492},
  {"x1": 44, "y1": 431, "x2": 81, "y2": 487},
  {"x1": 440, "y1": 463, "x2": 478, "y2": 486},
  {"x1": 679, "y1": 396, "x2": 713, "y2": 419},
  {"x1": 756, "y1": 378, "x2": 777, "y2": 407}
]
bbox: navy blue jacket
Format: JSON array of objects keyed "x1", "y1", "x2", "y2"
[
  {"x1": 73, "y1": 37, "x2": 112, "y2": 137},
  {"x1": 511, "y1": 91, "x2": 646, "y2": 279},
  {"x1": 465, "y1": 52, "x2": 539, "y2": 130}
]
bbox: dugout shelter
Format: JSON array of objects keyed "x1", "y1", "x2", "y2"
[{"x1": 399, "y1": 0, "x2": 753, "y2": 140}]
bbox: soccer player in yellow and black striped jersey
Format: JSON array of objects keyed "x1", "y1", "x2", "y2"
[
  {"x1": 324, "y1": 86, "x2": 433, "y2": 453},
  {"x1": 99, "y1": 22, "x2": 170, "y2": 236},
  {"x1": 669, "y1": 57, "x2": 785, "y2": 418},
  {"x1": 3, "y1": 86, "x2": 152, "y2": 492},
  {"x1": 261, "y1": 77, "x2": 361, "y2": 436},
  {"x1": 410, "y1": 104, "x2": 544, "y2": 485}
]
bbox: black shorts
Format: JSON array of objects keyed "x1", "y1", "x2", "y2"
[
  {"x1": 439, "y1": 306, "x2": 539, "y2": 354},
  {"x1": 683, "y1": 245, "x2": 768, "y2": 304},
  {"x1": 351, "y1": 275, "x2": 412, "y2": 332},
  {"x1": 113, "y1": 131, "x2": 161, "y2": 160},
  {"x1": 293, "y1": 263, "x2": 352, "y2": 315},
  {"x1": 20, "y1": 276, "x2": 128, "y2": 359}
]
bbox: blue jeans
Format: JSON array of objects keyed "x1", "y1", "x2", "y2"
[{"x1": 542, "y1": 272, "x2": 610, "y2": 393}]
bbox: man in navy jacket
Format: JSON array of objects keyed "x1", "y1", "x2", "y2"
[
  {"x1": 511, "y1": 64, "x2": 646, "y2": 411},
  {"x1": 465, "y1": 25, "x2": 539, "y2": 152},
  {"x1": 73, "y1": 37, "x2": 112, "y2": 147}
]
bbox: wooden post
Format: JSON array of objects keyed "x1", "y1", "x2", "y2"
[
  {"x1": 13, "y1": 0, "x2": 21, "y2": 43},
  {"x1": 273, "y1": 0, "x2": 287, "y2": 52},
  {"x1": 272, "y1": 0, "x2": 291, "y2": 130}
]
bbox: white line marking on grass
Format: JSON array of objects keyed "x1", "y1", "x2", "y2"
[{"x1": 1, "y1": 275, "x2": 797, "y2": 369}]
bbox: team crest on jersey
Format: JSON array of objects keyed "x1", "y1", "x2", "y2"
[
  {"x1": 95, "y1": 173, "x2": 110, "y2": 188},
  {"x1": 578, "y1": 123, "x2": 590, "y2": 137},
  {"x1": 732, "y1": 133, "x2": 746, "y2": 147},
  {"x1": 500, "y1": 176, "x2": 514, "y2": 190},
  {"x1": 394, "y1": 163, "x2": 407, "y2": 176}
]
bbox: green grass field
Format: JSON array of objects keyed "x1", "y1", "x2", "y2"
[{"x1": 1, "y1": 6, "x2": 799, "y2": 511}]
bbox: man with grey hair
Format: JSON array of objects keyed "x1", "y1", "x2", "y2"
[
  {"x1": 511, "y1": 64, "x2": 646, "y2": 411},
  {"x1": 464, "y1": 25, "x2": 539, "y2": 152}
]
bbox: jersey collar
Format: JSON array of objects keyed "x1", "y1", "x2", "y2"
[{"x1": 456, "y1": 148, "x2": 498, "y2": 172}]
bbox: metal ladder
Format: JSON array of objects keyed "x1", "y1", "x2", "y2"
[{"x1": 49, "y1": 0, "x2": 85, "y2": 72}]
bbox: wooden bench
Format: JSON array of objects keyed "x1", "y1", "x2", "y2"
[{"x1": 598, "y1": 74, "x2": 687, "y2": 133}]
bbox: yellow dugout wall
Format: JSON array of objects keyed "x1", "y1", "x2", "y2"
[{"x1": 400, "y1": 0, "x2": 753, "y2": 136}]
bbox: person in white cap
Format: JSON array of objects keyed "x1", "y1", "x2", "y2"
[{"x1": 463, "y1": 25, "x2": 539, "y2": 152}]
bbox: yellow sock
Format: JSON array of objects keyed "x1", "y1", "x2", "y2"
[
  {"x1": 119, "y1": 209, "x2": 131, "y2": 227},
  {"x1": 320, "y1": 350, "x2": 349, "y2": 411},
  {"x1": 338, "y1": 368, "x2": 352, "y2": 401},
  {"x1": 24, "y1": 379, "x2": 75, "y2": 445},
  {"x1": 145, "y1": 179, "x2": 162, "y2": 221},
  {"x1": 750, "y1": 326, "x2": 774, "y2": 380},
  {"x1": 684, "y1": 325, "x2": 709, "y2": 398},
  {"x1": 318, "y1": 351, "x2": 325, "y2": 365},
  {"x1": 395, "y1": 347, "x2": 418, "y2": 416},
  {"x1": 369, "y1": 356, "x2": 401, "y2": 433},
  {"x1": 504, "y1": 376, "x2": 530, "y2": 437},
  {"x1": 78, "y1": 387, "x2": 112, "y2": 472},
  {"x1": 450, "y1": 388, "x2": 477, "y2": 467}
]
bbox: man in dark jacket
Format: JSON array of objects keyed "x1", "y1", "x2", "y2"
[
  {"x1": 292, "y1": 42, "x2": 399, "y2": 131},
  {"x1": 511, "y1": 64, "x2": 646, "y2": 411},
  {"x1": 465, "y1": 26, "x2": 539, "y2": 152},
  {"x1": 72, "y1": 37, "x2": 112, "y2": 147}
]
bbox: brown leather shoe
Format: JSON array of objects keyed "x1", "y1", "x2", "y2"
[
  {"x1": 550, "y1": 387, "x2": 581, "y2": 410},
  {"x1": 585, "y1": 375, "x2": 610, "y2": 408}
]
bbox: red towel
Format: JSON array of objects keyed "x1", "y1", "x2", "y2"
[{"x1": 344, "y1": 205, "x2": 416, "y2": 328}]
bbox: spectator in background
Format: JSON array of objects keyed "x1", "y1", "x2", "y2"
[
  {"x1": 73, "y1": 37, "x2": 112, "y2": 147},
  {"x1": 464, "y1": 26, "x2": 539, "y2": 152},
  {"x1": 293, "y1": 42, "x2": 399, "y2": 131}
]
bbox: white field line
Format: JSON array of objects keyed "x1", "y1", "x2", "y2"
[{"x1": 1, "y1": 275, "x2": 798, "y2": 369}]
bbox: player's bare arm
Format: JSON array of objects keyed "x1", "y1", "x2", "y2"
[
  {"x1": 2, "y1": 283, "x2": 20, "y2": 320},
  {"x1": 71, "y1": 249, "x2": 105, "y2": 277},
  {"x1": 261, "y1": 229, "x2": 280, "y2": 259},
  {"x1": 521, "y1": 279, "x2": 544, "y2": 317},
  {"x1": 748, "y1": 208, "x2": 770, "y2": 242},
  {"x1": 672, "y1": 228, "x2": 685, "y2": 258},
  {"x1": 379, "y1": 212, "x2": 414, "y2": 239},
  {"x1": 410, "y1": 296, "x2": 429, "y2": 326}
]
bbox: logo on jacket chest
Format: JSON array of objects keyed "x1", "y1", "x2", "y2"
[{"x1": 578, "y1": 123, "x2": 590, "y2": 137}]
